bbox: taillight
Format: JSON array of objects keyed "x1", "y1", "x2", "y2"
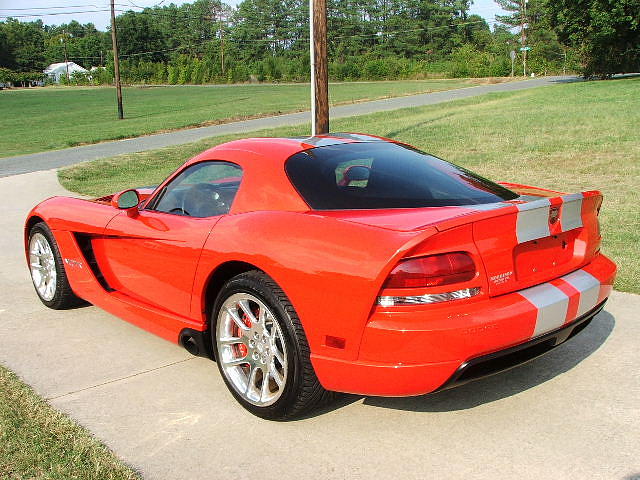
[{"x1": 383, "y1": 252, "x2": 476, "y2": 289}]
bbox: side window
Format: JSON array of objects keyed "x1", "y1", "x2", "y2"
[{"x1": 150, "y1": 162, "x2": 243, "y2": 218}]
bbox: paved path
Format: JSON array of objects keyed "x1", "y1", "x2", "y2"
[
  {"x1": 0, "y1": 76, "x2": 577, "y2": 177},
  {"x1": 0, "y1": 169, "x2": 638, "y2": 480}
]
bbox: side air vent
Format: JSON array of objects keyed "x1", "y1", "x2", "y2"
[{"x1": 73, "y1": 233, "x2": 115, "y2": 292}]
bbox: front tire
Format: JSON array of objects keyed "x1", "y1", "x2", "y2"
[
  {"x1": 212, "y1": 271, "x2": 331, "y2": 419},
  {"x1": 28, "y1": 222, "x2": 82, "y2": 310}
]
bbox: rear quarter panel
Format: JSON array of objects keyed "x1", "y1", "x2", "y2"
[{"x1": 192, "y1": 210, "x2": 437, "y2": 361}]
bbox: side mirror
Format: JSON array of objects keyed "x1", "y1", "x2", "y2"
[{"x1": 111, "y1": 189, "x2": 140, "y2": 211}]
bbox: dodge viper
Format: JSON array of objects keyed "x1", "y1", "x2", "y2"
[{"x1": 25, "y1": 133, "x2": 617, "y2": 419}]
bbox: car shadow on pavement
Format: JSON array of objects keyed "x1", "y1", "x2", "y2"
[
  {"x1": 363, "y1": 311, "x2": 615, "y2": 413},
  {"x1": 304, "y1": 310, "x2": 615, "y2": 418}
]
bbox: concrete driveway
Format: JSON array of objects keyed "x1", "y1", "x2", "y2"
[{"x1": 0, "y1": 171, "x2": 638, "y2": 480}]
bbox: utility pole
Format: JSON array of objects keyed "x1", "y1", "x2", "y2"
[
  {"x1": 110, "y1": 0, "x2": 124, "y2": 119},
  {"x1": 309, "y1": 0, "x2": 329, "y2": 136},
  {"x1": 521, "y1": 0, "x2": 528, "y2": 76},
  {"x1": 61, "y1": 30, "x2": 70, "y2": 83}
]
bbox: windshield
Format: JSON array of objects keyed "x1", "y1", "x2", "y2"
[{"x1": 285, "y1": 142, "x2": 519, "y2": 210}]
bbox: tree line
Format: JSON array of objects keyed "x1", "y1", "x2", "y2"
[{"x1": 0, "y1": 0, "x2": 637, "y2": 85}]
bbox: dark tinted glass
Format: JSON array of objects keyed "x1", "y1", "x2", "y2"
[
  {"x1": 285, "y1": 142, "x2": 518, "y2": 210},
  {"x1": 150, "y1": 161, "x2": 242, "y2": 217}
]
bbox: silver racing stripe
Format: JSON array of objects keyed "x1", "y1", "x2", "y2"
[
  {"x1": 518, "y1": 282, "x2": 569, "y2": 337},
  {"x1": 516, "y1": 198, "x2": 551, "y2": 243},
  {"x1": 559, "y1": 193, "x2": 584, "y2": 232},
  {"x1": 514, "y1": 193, "x2": 585, "y2": 244},
  {"x1": 561, "y1": 269, "x2": 600, "y2": 317},
  {"x1": 518, "y1": 268, "x2": 602, "y2": 338}
]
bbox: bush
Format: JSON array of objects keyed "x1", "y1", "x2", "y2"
[
  {"x1": 191, "y1": 59, "x2": 205, "y2": 84},
  {"x1": 91, "y1": 66, "x2": 112, "y2": 85},
  {"x1": 153, "y1": 63, "x2": 167, "y2": 84},
  {"x1": 167, "y1": 64, "x2": 179, "y2": 84},
  {"x1": 0, "y1": 67, "x2": 16, "y2": 84},
  {"x1": 70, "y1": 71, "x2": 93, "y2": 85},
  {"x1": 177, "y1": 56, "x2": 193, "y2": 85},
  {"x1": 447, "y1": 44, "x2": 512, "y2": 78},
  {"x1": 363, "y1": 59, "x2": 391, "y2": 80}
]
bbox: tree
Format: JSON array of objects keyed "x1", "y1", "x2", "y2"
[
  {"x1": 0, "y1": 27, "x2": 11, "y2": 69},
  {"x1": 0, "y1": 19, "x2": 46, "y2": 71},
  {"x1": 545, "y1": 0, "x2": 640, "y2": 77},
  {"x1": 0, "y1": 0, "x2": 573, "y2": 85},
  {"x1": 495, "y1": 0, "x2": 565, "y2": 75},
  {"x1": 115, "y1": 10, "x2": 168, "y2": 62}
]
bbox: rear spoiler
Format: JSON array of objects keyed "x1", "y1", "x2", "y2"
[{"x1": 434, "y1": 190, "x2": 602, "y2": 243}]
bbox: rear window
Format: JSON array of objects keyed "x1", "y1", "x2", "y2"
[{"x1": 285, "y1": 142, "x2": 518, "y2": 210}]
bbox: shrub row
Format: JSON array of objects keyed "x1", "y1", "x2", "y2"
[{"x1": 2, "y1": 48, "x2": 571, "y2": 87}]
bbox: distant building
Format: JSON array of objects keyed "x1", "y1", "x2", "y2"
[{"x1": 43, "y1": 62, "x2": 88, "y2": 83}]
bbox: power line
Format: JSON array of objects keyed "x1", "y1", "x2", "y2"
[
  {"x1": 0, "y1": 5, "x2": 113, "y2": 11},
  {"x1": 0, "y1": 4, "x2": 138, "y2": 12},
  {"x1": 0, "y1": 6, "x2": 221, "y2": 22},
  {"x1": 2, "y1": 6, "x2": 503, "y2": 61},
  {"x1": 0, "y1": 9, "x2": 128, "y2": 19},
  {"x1": 332, "y1": 18, "x2": 498, "y2": 40},
  {"x1": 125, "y1": 0, "x2": 168, "y2": 9},
  {"x1": 110, "y1": 18, "x2": 501, "y2": 59}
]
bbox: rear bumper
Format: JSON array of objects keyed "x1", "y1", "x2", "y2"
[
  {"x1": 311, "y1": 253, "x2": 616, "y2": 396},
  {"x1": 436, "y1": 300, "x2": 604, "y2": 392}
]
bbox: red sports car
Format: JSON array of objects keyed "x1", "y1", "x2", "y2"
[{"x1": 25, "y1": 133, "x2": 616, "y2": 419}]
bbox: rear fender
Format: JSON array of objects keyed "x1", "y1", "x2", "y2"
[{"x1": 191, "y1": 210, "x2": 438, "y2": 362}]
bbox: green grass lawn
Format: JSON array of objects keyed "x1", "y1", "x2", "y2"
[
  {"x1": 0, "y1": 78, "x2": 494, "y2": 158},
  {"x1": 60, "y1": 76, "x2": 640, "y2": 294},
  {"x1": 0, "y1": 365, "x2": 139, "y2": 479}
]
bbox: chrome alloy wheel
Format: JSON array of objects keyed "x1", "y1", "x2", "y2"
[
  {"x1": 29, "y1": 232, "x2": 57, "y2": 301},
  {"x1": 216, "y1": 293, "x2": 288, "y2": 407}
]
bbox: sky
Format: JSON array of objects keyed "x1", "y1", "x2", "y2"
[{"x1": 0, "y1": 0, "x2": 508, "y2": 31}]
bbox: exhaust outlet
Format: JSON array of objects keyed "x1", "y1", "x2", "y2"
[{"x1": 178, "y1": 328, "x2": 213, "y2": 359}]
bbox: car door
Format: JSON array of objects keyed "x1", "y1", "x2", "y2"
[{"x1": 92, "y1": 161, "x2": 243, "y2": 317}]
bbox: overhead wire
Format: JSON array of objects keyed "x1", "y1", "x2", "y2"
[{"x1": 2, "y1": 5, "x2": 503, "y2": 60}]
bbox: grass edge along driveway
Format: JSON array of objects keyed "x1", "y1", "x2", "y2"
[
  {"x1": 0, "y1": 365, "x2": 140, "y2": 480},
  {"x1": 0, "y1": 78, "x2": 505, "y2": 158}
]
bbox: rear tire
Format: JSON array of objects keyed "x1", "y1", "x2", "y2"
[
  {"x1": 212, "y1": 270, "x2": 332, "y2": 420},
  {"x1": 28, "y1": 222, "x2": 82, "y2": 310}
]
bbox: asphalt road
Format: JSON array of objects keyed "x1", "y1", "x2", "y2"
[
  {"x1": 0, "y1": 170, "x2": 638, "y2": 480},
  {"x1": 0, "y1": 76, "x2": 577, "y2": 177}
]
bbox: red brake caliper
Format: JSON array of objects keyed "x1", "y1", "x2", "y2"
[{"x1": 235, "y1": 311, "x2": 250, "y2": 358}]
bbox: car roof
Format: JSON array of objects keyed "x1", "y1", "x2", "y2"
[
  {"x1": 180, "y1": 133, "x2": 400, "y2": 214},
  {"x1": 186, "y1": 133, "x2": 395, "y2": 167}
]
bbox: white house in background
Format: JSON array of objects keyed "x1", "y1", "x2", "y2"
[{"x1": 43, "y1": 62, "x2": 88, "y2": 83}]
